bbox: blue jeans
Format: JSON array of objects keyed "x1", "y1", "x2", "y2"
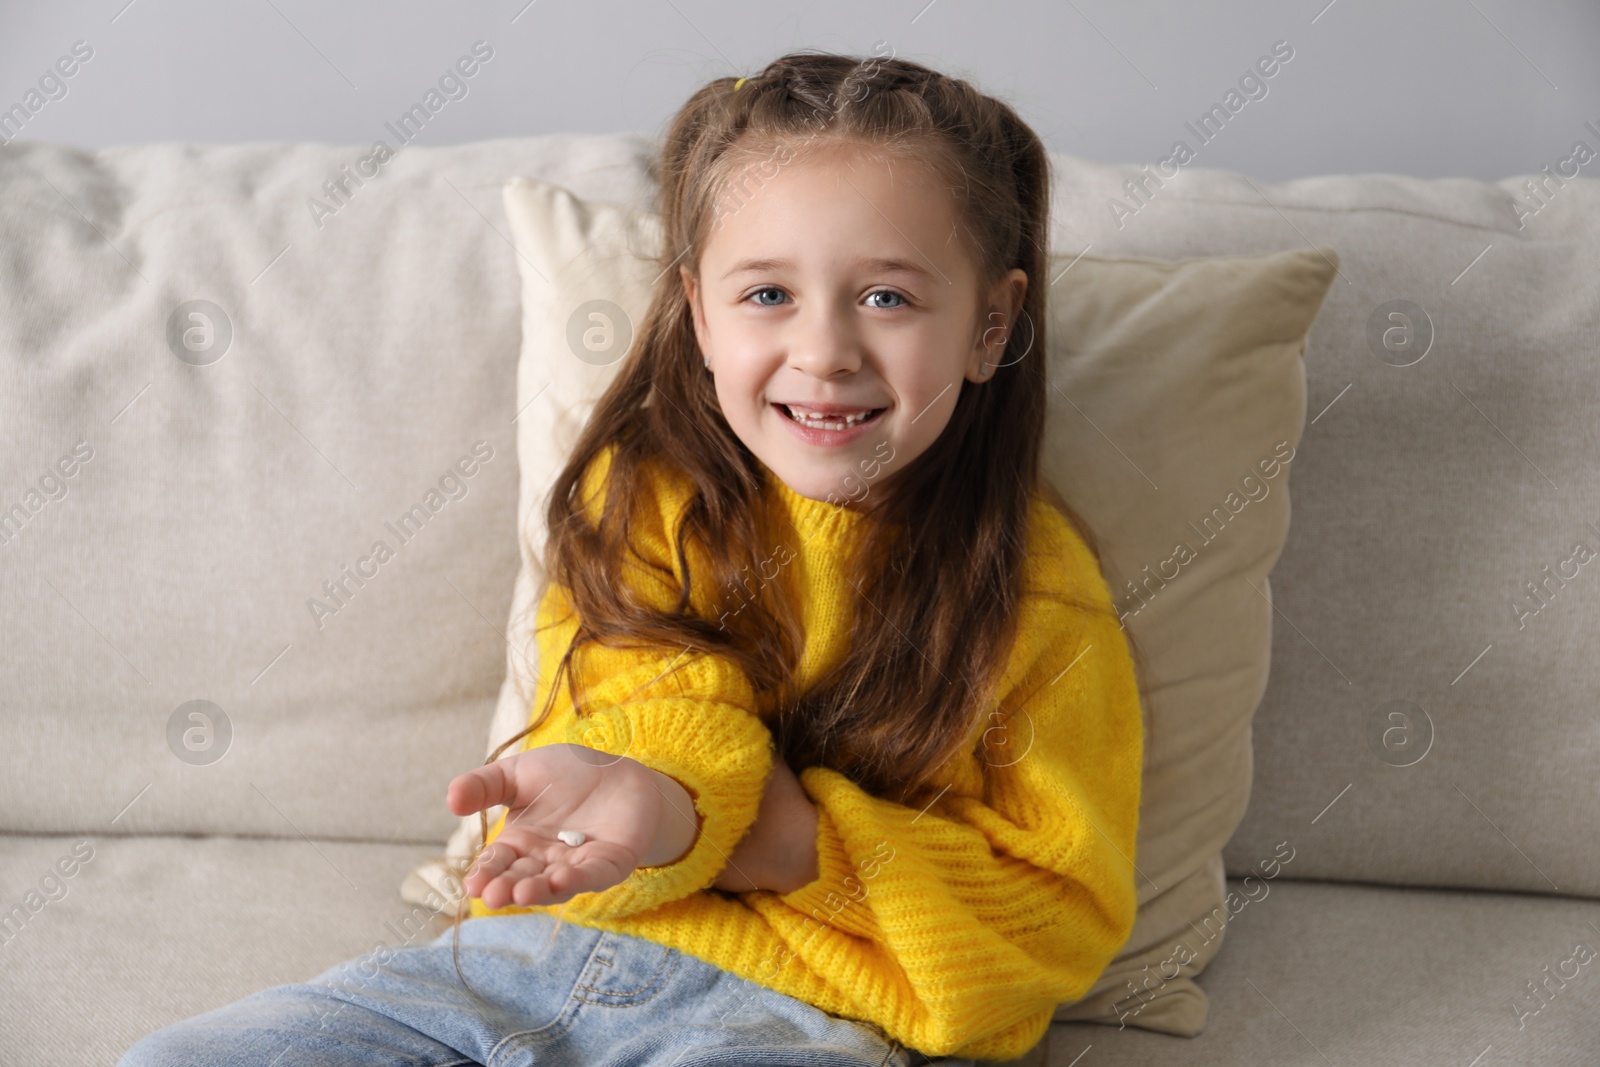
[{"x1": 118, "y1": 912, "x2": 977, "y2": 1066}]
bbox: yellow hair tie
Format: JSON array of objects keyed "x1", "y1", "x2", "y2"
[{"x1": 734, "y1": 77, "x2": 747, "y2": 91}]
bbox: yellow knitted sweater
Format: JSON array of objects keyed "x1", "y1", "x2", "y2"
[{"x1": 468, "y1": 446, "x2": 1144, "y2": 1061}]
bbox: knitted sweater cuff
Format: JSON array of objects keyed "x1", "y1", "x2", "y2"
[
  {"x1": 558, "y1": 697, "x2": 773, "y2": 920},
  {"x1": 776, "y1": 799, "x2": 883, "y2": 942}
]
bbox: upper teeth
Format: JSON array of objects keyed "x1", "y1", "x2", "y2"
[{"x1": 786, "y1": 406, "x2": 875, "y2": 427}]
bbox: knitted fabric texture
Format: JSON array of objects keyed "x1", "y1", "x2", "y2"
[{"x1": 469, "y1": 446, "x2": 1145, "y2": 1060}]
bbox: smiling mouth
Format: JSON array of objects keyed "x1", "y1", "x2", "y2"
[{"x1": 775, "y1": 404, "x2": 887, "y2": 430}]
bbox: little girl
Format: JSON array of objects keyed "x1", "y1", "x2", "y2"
[{"x1": 120, "y1": 50, "x2": 1145, "y2": 1067}]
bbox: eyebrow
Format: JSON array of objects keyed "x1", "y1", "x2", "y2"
[{"x1": 719, "y1": 256, "x2": 935, "y2": 281}]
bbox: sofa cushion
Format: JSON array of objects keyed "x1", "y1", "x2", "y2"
[
  {"x1": 0, "y1": 834, "x2": 454, "y2": 1066},
  {"x1": 1047, "y1": 878, "x2": 1600, "y2": 1065}
]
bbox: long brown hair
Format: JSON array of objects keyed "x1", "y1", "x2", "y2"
[{"x1": 445, "y1": 50, "x2": 1150, "y2": 977}]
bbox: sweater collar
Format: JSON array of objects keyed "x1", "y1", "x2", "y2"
[{"x1": 759, "y1": 462, "x2": 871, "y2": 545}]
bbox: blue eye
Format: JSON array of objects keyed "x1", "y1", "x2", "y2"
[{"x1": 744, "y1": 287, "x2": 907, "y2": 308}]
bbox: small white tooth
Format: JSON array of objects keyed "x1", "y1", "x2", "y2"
[
  {"x1": 788, "y1": 406, "x2": 873, "y2": 428},
  {"x1": 556, "y1": 829, "x2": 586, "y2": 847}
]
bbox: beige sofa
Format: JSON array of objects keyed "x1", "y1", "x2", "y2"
[{"x1": 2, "y1": 132, "x2": 1596, "y2": 1066}]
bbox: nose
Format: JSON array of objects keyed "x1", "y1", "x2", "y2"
[{"x1": 787, "y1": 300, "x2": 862, "y2": 379}]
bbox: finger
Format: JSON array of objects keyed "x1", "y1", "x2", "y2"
[
  {"x1": 476, "y1": 851, "x2": 547, "y2": 895},
  {"x1": 463, "y1": 840, "x2": 523, "y2": 892},
  {"x1": 535, "y1": 849, "x2": 634, "y2": 907},
  {"x1": 480, "y1": 871, "x2": 537, "y2": 911},
  {"x1": 509, "y1": 856, "x2": 599, "y2": 908},
  {"x1": 479, "y1": 856, "x2": 548, "y2": 909},
  {"x1": 484, "y1": 845, "x2": 577, "y2": 908},
  {"x1": 470, "y1": 853, "x2": 572, "y2": 909},
  {"x1": 465, "y1": 825, "x2": 558, "y2": 893},
  {"x1": 478, "y1": 844, "x2": 633, "y2": 908},
  {"x1": 447, "y1": 761, "x2": 515, "y2": 817},
  {"x1": 510, "y1": 870, "x2": 561, "y2": 908},
  {"x1": 505, "y1": 855, "x2": 546, "y2": 880}
]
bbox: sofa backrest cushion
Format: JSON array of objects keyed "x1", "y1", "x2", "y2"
[
  {"x1": 0, "y1": 135, "x2": 656, "y2": 842},
  {"x1": 1045, "y1": 157, "x2": 1600, "y2": 902}
]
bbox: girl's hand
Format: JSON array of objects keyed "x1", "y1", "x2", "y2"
[
  {"x1": 447, "y1": 743, "x2": 691, "y2": 909},
  {"x1": 713, "y1": 755, "x2": 820, "y2": 895}
]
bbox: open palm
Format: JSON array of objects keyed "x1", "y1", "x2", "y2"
[{"x1": 447, "y1": 743, "x2": 668, "y2": 909}]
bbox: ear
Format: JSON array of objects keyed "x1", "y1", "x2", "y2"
[
  {"x1": 680, "y1": 265, "x2": 708, "y2": 350},
  {"x1": 965, "y1": 268, "x2": 1029, "y2": 384}
]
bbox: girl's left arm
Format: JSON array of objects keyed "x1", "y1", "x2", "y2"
[
  {"x1": 741, "y1": 543, "x2": 1145, "y2": 1055},
  {"x1": 711, "y1": 753, "x2": 819, "y2": 894}
]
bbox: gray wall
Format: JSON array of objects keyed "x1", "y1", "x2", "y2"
[{"x1": 1, "y1": 0, "x2": 1595, "y2": 182}]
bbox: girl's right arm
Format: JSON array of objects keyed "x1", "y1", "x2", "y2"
[{"x1": 470, "y1": 444, "x2": 776, "y2": 921}]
